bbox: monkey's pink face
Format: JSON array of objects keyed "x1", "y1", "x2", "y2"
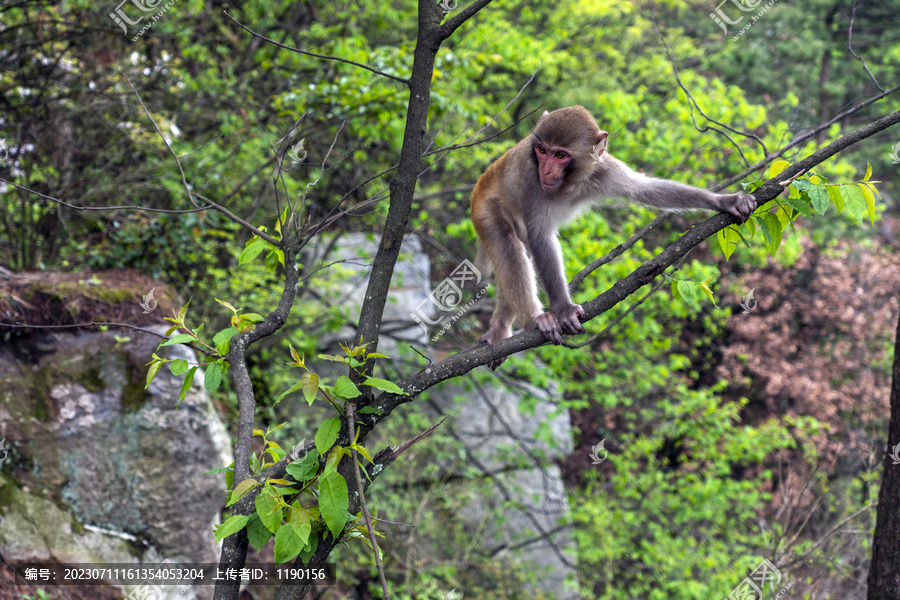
[{"x1": 534, "y1": 144, "x2": 571, "y2": 192}]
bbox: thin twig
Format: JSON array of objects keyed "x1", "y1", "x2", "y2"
[
  {"x1": 847, "y1": 2, "x2": 884, "y2": 92},
  {"x1": 652, "y1": 14, "x2": 766, "y2": 162},
  {"x1": 224, "y1": 11, "x2": 409, "y2": 85},
  {"x1": 570, "y1": 214, "x2": 668, "y2": 291},
  {"x1": 423, "y1": 106, "x2": 544, "y2": 157},
  {"x1": 120, "y1": 71, "x2": 201, "y2": 208},
  {"x1": 567, "y1": 279, "x2": 665, "y2": 349},
  {"x1": 714, "y1": 83, "x2": 900, "y2": 191},
  {"x1": 194, "y1": 193, "x2": 281, "y2": 247},
  {"x1": 0, "y1": 179, "x2": 210, "y2": 213},
  {"x1": 345, "y1": 402, "x2": 390, "y2": 600}
]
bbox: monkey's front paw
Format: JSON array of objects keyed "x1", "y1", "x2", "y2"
[
  {"x1": 721, "y1": 191, "x2": 756, "y2": 222},
  {"x1": 529, "y1": 312, "x2": 564, "y2": 345},
  {"x1": 554, "y1": 303, "x2": 586, "y2": 335}
]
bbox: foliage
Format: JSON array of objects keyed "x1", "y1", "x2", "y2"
[{"x1": 1, "y1": 0, "x2": 896, "y2": 597}]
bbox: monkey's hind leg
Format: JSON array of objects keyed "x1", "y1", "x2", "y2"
[
  {"x1": 477, "y1": 233, "x2": 543, "y2": 369},
  {"x1": 480, "y1": 293, "x2": 515, "y2": 369}
]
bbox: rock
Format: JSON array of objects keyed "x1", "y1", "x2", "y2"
[{"x1": 0, "y1": 327, "x2": 231, "y2": 600}]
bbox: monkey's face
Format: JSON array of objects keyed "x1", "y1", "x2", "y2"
[{"x1": 533, "y1": 143, "x2": 572, "y2": 192}]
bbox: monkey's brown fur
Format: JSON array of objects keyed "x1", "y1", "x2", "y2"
[{"x1": 471, "y1": 106, "x2": 755, "y2": 369}]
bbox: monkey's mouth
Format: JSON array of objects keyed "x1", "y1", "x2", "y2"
[{"x1": 540, "y1": 180, "x2": 562, "y2": 191}]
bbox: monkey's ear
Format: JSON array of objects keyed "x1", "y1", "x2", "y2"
[{"x1": 593, "y1": 130, "x2": 609, "y2": 157}]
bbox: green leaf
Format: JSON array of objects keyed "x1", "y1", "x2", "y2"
[
  {"x1": 784, "y1": 195, "x2": 812, "y2": 217},
  {"x1": 334, "y1": 376, "x2": 361, "y2": 399},
  {"x1": 827, "y1": 185, "x2": 845, "y2": 212},
  {"x1": 318, "y1": 471, "x2": 350, "y2": 539},
  {"x1": 239, "y1": 238, "x2": 268, "y2": 265},
  {"x1": 255, "y1": 486, "x2": 283, "y2": 534},
  {"x1": 246, "y1": 514, "x2": 272, "y2": 552},
  {"x1": 767, "y1": 159, "x2": 790, "y2": 180},
  {"x1": 351, "y1": 443, "x2": 373, "y2": 464},
  {"x1": 323, "y1": 447, "x2": 345, "y2": 475},
  {"x1": 160, "y1": 333, "x2": 196, "y2": 347},
  {"x1": 362, "y1": 377, "x2": 406, "y2": 395},
  {"x1": 864, "y1": 162, "x2": 872, "y2": 181},
  {"x1": 214, "y1": 515, "x2": 249, "y2": 542},
  {"x1": 286, "y1": 448, "x2": 320, "y2": 483},
  {"x1": 202, "y1": 464, "x2": 233, "y2": 476},
  {"x1": 216, "y1": 299, "x2": 239, "y2": 313},
  {"x1": 358, "y1": 406, "x2": 382, "y2": 415},
  {"x1": 227, "y1": 478, "x2": 260, "y2": 507},
  {"x1": 791, "y1": 179, "x2": 810, "y2": 192},
  {"x1": 698, "y1": 282, "x2": 718, "y2": 307},
  {"x1": 318, "y1": 354, "x2": 348, "y2": 364},
  {"x1": 276, "y1": 381, "x2": 304, "y2": 405},
  {"x1": 213, "y1": 327, "x2": 239, "y2": 356},
  {"x1": 676, "y1": 281, "x2": 697, "y2": 305},
  {"x1": 169, "y1": 359, "x2": 190, "y2": 376},
  {"x1": 290, "y1": 506, "x2": 312, "y2": 546},
  {"x1": 717, "y1": 225, "x2": 741, "y2": 261},
  {"x1": 265, "y1": 248, "x2": 284, "y2": 271},
  {"x1": 840, "y1": 184, "x2": 866, "y2": 224},
  {"x1": 775, "y1": 203, "x2": 793, "y2": 229},
  {"x1": 205, "y1": 362, "x2": 223, "y2": 392},
  {"x1": 671, "y1": 280, "x2": 681, "y2": 300},
  {"x1": 315, "y1": 417, "x2": 342, "y2": 454},
  {"x1": 808, "y1": 185, "x2": 830, "y2": 214},
  {"x1": 274, "y1": 523, "x2": 304, "y2": 564},
  {"x1": 178, "y1": 366, "x2": 198, "y2": 402},
  {"x1": 301, "y1": 373, "x2": 319, "y2": 405},
  {"x1": 299, "y1": 531, "x2": 319, "y2": 563},
  {"x1": 859, "y1": 183, "x2": 877, "y2": 225},
  {"x1": 760, "y1": 213, "x2": 783, "y2": 255},
  {"x1": 145, "y1": 359, "x2": 163, "y2": 390},
  {"x1": 286, "y1": 449, "x2": 320, "y2": 482}
]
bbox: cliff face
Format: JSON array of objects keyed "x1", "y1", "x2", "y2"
[{"x1": 0, "y1": 324, "x2": 231, "y2": 600}]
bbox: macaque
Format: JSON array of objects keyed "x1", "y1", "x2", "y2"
[{"x1": 471, "y1": 105, "x2": 755, "y2": 368}]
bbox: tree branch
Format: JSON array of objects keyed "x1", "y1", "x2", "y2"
[{"x1": 223, "y1": 10, "x2": 410, "y2": 85}]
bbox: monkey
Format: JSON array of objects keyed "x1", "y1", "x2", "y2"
[{"x1": 470, "y1": 105, "x2": 755, "y2": 369}]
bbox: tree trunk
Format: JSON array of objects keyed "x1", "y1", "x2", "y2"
[{"x1": 867, "y1": 288, "x2": 900, "y2": 600}]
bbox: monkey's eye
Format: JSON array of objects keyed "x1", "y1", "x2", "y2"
[
  {"x1": 536, "y1": 145, "x2": 546, "y2": 155},
  {"x1": 555, "y1": 151, "x2": 566, "y2": 159}
]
